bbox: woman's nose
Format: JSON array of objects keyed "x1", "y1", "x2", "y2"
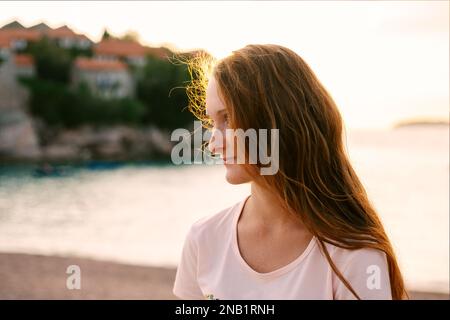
[{"x1": 208, "y1": 128, "x2": 224, "y2": 155}]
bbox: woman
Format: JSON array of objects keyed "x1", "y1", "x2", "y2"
[{"x1": 172, "y1": 44, "x2": 407, "y2": 300}]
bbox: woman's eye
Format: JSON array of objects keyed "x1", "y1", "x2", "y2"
[{"x1": 203, "y1": 114, "x2": 228, "y2": 130}]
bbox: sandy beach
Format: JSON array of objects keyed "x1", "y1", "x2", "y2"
[
  {"x1": 0, "y1": 252, "x2": 448, "y2": 300},
  {"x1": 0, "y1": 252, "x2": 177, "y2": 300}
]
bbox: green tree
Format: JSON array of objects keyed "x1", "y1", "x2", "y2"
[
  {"x1": 121, "y1": 30, "x2": 140, "y2": 42},
  {"x1": 20, "y1": 77, "x2": 146, "y2": 128},
  {"x1": 25, "y1": 37, "x2": 73, "y2": 84},
  {"x1": 136, "y1": 55, "x2": 195, "y2": 130},
  {"x1": 102, "y1": 29, "x2": 112, "y2": 40}
]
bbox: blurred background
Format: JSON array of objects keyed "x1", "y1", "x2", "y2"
[{"x1": 0, "y1": 1, "x2": 448, "y2": 299}]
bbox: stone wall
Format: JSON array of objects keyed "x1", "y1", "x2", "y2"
[{"x1": 0, "y1": 57, "x2": 41, "y2": 160}]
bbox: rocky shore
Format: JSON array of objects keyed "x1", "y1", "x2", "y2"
[{"x1": 0, "y1": 109, "x2": 175, "y2": 163}]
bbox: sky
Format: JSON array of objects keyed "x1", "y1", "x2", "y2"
[{"x1": 0, "y1": 1, "x2": 448, "y2": 129}]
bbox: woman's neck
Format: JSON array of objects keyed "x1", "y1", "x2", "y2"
[{"x1": 243, "y1": 182, "x2": 308, "y2": 233}]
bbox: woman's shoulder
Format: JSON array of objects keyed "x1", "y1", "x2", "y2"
[
  {"x1": 323, "y1": 241, "x2": 389, "y2": 269},
  {"x1": 325, "y1": 243, "x2": 387, "y2": 269},
  {"x1": 322, "y1": 241, "x2": 392, "y2": 299}
]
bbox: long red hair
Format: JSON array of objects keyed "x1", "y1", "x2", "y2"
[{"x1": 184, "y1": 44, "x2": 408, "y2": 299}]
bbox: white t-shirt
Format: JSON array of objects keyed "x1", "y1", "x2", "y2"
[{"x1": 173, "y1": 195, "x2": 392, "y2": 300}]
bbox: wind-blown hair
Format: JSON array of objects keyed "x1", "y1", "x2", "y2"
[{"x1": 185, "y1": 44, "x2": 407, "y2": 299}]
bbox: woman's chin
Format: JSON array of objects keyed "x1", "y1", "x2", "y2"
[{"x1": 224, "y1": 165, "x2": 251, "y2": 184}]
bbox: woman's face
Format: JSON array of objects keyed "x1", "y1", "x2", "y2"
[{"x1": 205, "y1": 77, "x2": 253, "y2": 184}]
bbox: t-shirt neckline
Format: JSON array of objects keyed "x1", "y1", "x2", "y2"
[{"x1": 231, "y1": 194, "x2": 317, "y2": 280}]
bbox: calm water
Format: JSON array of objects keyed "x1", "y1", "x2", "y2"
[{"x1": 0, "y1": 127, "x2": 448, "y2": 293}]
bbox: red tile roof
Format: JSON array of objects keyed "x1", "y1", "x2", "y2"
[
  {"x1": 0, "y1": 25, "x2": 91, "y2": 49},
  {"x1": 45, "y1": 25, "x2": 91, "y2": 41},
  {"x1": 95, "y1": 38, "x2": 170, "y2": 59},
  {"x1": 74, "y1": 57, "x2": 127, "y2": 71},
  {"x1": 14, "y1": 54, "x2": 34, "y2": 67},
  {"x1": 0, "y1": 22, "x2": 172, "y2": 64},
  {"x1": 95, "y1": 39, "x2": 147, "y2": 57},
  {"x1": 0, "y1": 28, "x2": 40, "y2": 45}
]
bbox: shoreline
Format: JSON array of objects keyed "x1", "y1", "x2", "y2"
[{"x1": 0, "y1": 252, "x2": 448, "y2": 300}]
